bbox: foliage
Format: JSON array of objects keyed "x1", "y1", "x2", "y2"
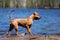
[{"x1": 0, "y1": 0, "x2": 60, "y2": 8}]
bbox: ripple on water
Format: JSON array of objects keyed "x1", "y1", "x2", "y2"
[{"x1": 0, "y1": 8, "x2": 60, "y2": 35}]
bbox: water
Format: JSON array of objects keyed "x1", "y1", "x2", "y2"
[{"x1": 0, "y1": 8, "x2": 60, "y2": 35}]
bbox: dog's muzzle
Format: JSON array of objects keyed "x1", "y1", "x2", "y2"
[
  {"x1": 39, "y1": 16, "x2": 41, "y2": 19},
  {"x1": 38, "y1": 16, "x2": 41, "y2": 20},
  {"x1": 35, "y1": 16, "x2": 41, "y2": 20}
]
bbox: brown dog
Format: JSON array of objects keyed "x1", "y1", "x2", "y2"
[{"x1": 6, "y1": 12, "x2": 41, "y2": 36}]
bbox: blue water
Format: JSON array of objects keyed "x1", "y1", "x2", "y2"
[{"x1": 0, "y1": 8, "x2": 60, "y2": 35}]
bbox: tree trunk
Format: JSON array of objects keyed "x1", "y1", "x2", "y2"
[
  {"x1": 2, "y1": 0, "x2": 5, "y2": 8},
  {"x1": 10, "y1": 0, "x2": 14, "y2": 8}
]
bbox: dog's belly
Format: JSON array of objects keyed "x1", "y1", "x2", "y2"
[
  {"x1": 18, "y1": 22, "x2": 32, "y2": 28},
  {"x1": 18, "y1": 22, "x2": 27, "y2": 28},
  {"x1": 18, "y1": 23, "x2": 26, "y2": 26}
]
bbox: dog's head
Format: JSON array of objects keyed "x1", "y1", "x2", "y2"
[{"x1": 33, "y1": 12, "x2": 41, "y2": 20}]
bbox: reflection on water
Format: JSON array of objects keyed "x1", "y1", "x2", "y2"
[{"x1": 0, "y1": 8, "x2": 60, "y2": 35}]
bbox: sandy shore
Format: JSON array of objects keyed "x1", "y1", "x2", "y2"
[{"x1": 0, "y1": 34, "x2": 60, "y2": 40}]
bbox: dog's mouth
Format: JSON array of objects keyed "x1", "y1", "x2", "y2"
[{"x1": 34, "y1": 17, "x2": 40, "y2": 20}]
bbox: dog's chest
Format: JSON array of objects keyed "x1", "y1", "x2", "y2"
[{"x1": 27, "y1": 19, "x2": 33, "y2": 25}]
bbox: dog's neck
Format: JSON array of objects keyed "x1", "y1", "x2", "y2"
[{"x1": 28, "y1": 14, "x2": 35, "y2": 21}]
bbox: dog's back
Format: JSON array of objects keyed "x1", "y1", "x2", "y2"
[{"x1": 7, "y1": 12, "x2": 41, "y2": 36}]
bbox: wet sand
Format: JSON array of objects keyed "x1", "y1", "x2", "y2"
[{"x1": 0, "y1": 34, "x2": 60, "y2": 40}]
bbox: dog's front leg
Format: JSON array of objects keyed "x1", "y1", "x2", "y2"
[{"x1": 26, "y1": 25, "x2": 32, "y2": 36}]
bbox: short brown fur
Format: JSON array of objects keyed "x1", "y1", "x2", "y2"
[{"x1": 6, "y1": 12, "x2": 41, "y2": 36}]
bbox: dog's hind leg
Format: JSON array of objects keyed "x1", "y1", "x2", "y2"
[
  {"x1": 6, "y1": 24, "x2": 14, "y2": 36},
  {"x1": 14, "y1": 25, "x2": 18, "y2": 36}
]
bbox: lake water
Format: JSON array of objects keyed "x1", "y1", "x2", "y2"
[{"x1": 0, "y1": 8, "x2": 60, "y2": 35}]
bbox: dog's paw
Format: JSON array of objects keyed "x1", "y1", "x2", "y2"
[{"x1": 21, "y1": 33, "x2": 25, "y2": 36}]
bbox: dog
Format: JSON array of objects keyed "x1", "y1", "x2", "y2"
[{"x1": 6, "y1": 12, "x2": 41, "y2": 36}]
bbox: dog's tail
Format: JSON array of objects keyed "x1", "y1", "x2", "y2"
[{"x1": 8, "y1": 9, "x2": 15, "y2": 20}]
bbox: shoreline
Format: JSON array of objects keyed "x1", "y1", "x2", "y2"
[{"x1": 0, "y1": 34, "x2": 60, "y2": 40}]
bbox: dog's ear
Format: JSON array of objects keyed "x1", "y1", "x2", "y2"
[{"x1": 33, "y1": 12, "x2": 37, "y2": 15}]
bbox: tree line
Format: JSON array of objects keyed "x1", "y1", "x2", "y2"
[{"x1": 0, "y1": 0, "x2": 60, "y2": 8}]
